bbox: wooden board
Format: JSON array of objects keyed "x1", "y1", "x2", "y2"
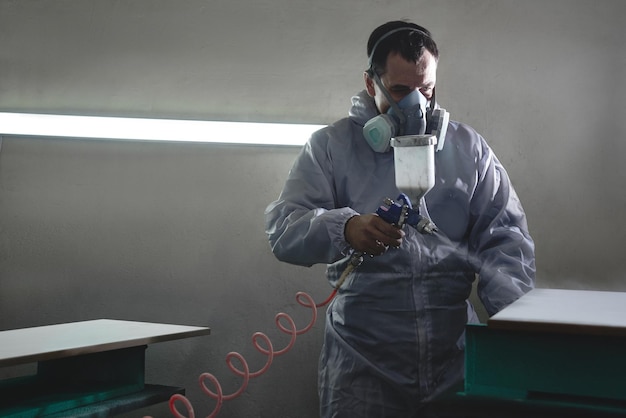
[
  {"x1": 0, "y1": 319, "x2": 210, "y2": 367},
  {"x1": 488, "y1": 288, "x2": 626, "y2": 336}
]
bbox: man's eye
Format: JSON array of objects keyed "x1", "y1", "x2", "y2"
[{"x1": 390, "y1": 87, "x2": 411, "y2": 94}]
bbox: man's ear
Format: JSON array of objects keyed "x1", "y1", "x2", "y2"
[{"x1": 364, "y1": 71, "x2": 376, "y2": 97}]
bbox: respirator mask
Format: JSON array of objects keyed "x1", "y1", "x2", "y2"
[
  {"x1": 363, "y1": 74, "x2": 449, "y2": 153},
  {"x1": 363, "y1": 87, "x2": 427, "y2": 153}
]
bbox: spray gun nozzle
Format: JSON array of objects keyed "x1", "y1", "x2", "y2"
[{"x1": 416, "y1": 217, "x2": 438, "y2": 234}]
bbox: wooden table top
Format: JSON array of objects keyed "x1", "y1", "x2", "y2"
[
  {"x1": 0, "y1": 319, "x2": 210, "y2": 367},
  {"x1": 488, "y1": 288, "x2": 626, "y2": 336}
]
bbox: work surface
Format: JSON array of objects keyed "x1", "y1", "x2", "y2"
[
  {"x1": 488, "y1": 288, "x2": 626, "y2": 336},
  {"x1": 0, "y1": 319, "x2": 211, "y2": 367}
]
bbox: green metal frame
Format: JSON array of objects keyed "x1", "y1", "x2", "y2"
[
  {"x1": 465, "y1": 323, "x2": 626, "y2": 404},
  {"x1": 0, "y1": 346, "x2": 146, "y2": 417}
]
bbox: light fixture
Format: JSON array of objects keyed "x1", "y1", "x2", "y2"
[{"x1": 0, "y1": 112, "x2": 325, "y2": 146}]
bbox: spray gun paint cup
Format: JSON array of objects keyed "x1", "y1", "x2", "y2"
[{"x1": 390, "y1": 135, "x2": 437, "y2": 207}]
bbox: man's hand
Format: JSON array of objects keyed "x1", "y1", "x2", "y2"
[{"x1": 345, "y1": 214, "x2": 405, "y2": 256}]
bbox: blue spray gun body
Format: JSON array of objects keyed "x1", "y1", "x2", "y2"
[{"x1": 376, "y1": 193, "x2": 437, "y2": 234}]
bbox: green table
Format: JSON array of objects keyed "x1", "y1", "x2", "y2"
[
  {"x1": 0, "y1": 319, "x2": 210, "y2": 417},
  {"x1": 433, "y1": 289, "x2": 626, "y2": 417}
]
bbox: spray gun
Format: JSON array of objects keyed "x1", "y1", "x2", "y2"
[{"x1": 318, "y1": 134, "x2": 439, "y2": 303}]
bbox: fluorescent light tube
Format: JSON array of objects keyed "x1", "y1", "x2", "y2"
[{"x1": 0, "y1": 112, "x2": 325, "y2": 146}]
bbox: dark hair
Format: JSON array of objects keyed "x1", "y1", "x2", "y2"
[{"x1": 366, "y1": 21, "x2": 439, "y2": 76}]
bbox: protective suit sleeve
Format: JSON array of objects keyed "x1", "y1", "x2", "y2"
[
  {"x1": 265, "y1": 132, "x2": 359, "y2": 267},
  {"x1": 469, "y1": 138, "x2": 536, "y2": 316}
]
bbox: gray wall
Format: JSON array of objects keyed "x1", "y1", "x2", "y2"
[{"x1": 1, "y1": 1, "x2": 625, "y2": 417}]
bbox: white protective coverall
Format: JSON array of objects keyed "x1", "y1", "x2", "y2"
[{"x1": 265, "y1": 90, "x2": 536, "y2": 417}]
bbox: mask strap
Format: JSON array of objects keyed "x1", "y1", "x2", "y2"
[
  {"x1": 426, "y1": 87, "x2": 436, "y2": 118},
  {"x1": 367, "y1": 27, "x2": 430, "y2": 69},
  {"x1": 372, "y1": 71, "x2": 407, "y2": 130}
]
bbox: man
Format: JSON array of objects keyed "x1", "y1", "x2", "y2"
[{"x1": 265, "y1": 20, "x2": 535, "y2": 417}]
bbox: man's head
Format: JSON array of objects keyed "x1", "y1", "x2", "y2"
[{"x1": 364, "y1": 21, "x2": 439, "y2": 114}]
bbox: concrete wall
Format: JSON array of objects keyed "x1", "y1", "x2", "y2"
[{"x1": 1, "y1": 1, "x2": 625, "y2": 417}]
